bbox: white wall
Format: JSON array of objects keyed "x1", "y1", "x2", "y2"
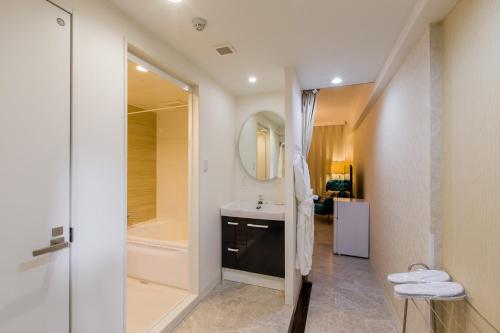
[
  {"x1": 234, "y1": 92, "x2": 285, "y2": 203},
  {"x1": 284, "y1": 68, "x2": 303, "y2": 305},
  {"x1": 54, "y1": 0, "x2": 236, "y2": 331}
]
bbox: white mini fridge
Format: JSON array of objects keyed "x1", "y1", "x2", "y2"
[{"x1": 333, "y1": 198, "x2": 370, "y2": 258}]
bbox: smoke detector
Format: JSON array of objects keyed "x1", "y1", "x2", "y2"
[
  {"x1": 214, "y1": 43, "x2": 236, "y2": 56},
  {"x1": 192, "y1": 17, "x2": 207, "y2": 32}
]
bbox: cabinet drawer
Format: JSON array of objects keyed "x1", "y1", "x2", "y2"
[
  {"x1": 222, "y1": 243, "x2": 246, "y2": 270},
  {"x1": 222, "y1": 216, "x2": 245, "y2": 244}
]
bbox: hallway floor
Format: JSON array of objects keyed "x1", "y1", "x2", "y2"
[
  {"x1": 174, "y1": 281, "x2": 293, "y2": 333},
  {"x1": 173, "y1": 216, "x2": 398, "y2": 333},
  {"x1": 305, "y1": 216, "x2": 399, "y2": 332},
  {"x1": 127, "y1": 278, "x2": 189, "y2": 333}
]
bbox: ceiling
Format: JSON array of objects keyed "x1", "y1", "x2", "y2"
[
  {"x1": 111, "y1": 0, "x2": 418, "y2": 96},
  {"x1": 315, "y1": 83, "x2": 374, "y2": 126},
  {"x1": 128, "y1": 60, "x2": 189, "y2": 111}
]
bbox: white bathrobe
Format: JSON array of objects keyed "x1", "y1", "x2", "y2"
[{"x1": 293, "y1": 152, "x2": 314, "y2": 276}]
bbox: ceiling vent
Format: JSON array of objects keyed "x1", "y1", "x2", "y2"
[{"x1": 215, "y1": 44, "x2": 236, "y2": 56}]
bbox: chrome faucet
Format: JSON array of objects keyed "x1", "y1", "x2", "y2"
[{"x1": 257, "y1": 195, "x2": 263, "y2": 209}]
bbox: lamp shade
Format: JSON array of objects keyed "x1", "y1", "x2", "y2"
[{"x1": 330, "y1": 161, "x2": 345, "y2": 174}]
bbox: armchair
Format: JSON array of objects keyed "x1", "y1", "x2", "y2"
[
  {"x1": 314, "y1": 196, "x2": 334, "y2": 216},
  {"x1": 314, "y1": 179, "x2": 353, "y2": 220}
]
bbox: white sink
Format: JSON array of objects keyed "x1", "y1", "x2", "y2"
[{"x1": 221, "y1": 201, "x2": 285, "y2": 221}]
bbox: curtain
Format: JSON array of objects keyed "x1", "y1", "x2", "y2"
[
  {"x1": 294, "y1": 89, "x2": 319, "y2": 277},
  {"x1": 307, "y1": 125, "x2": 346, "y2": 196},
  {"x1": 302, "y1": 90, "x2": 319, "y2": 157}
]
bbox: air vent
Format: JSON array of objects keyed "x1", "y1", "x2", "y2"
[{"x1": 215, "y1": 44, "x2": 236, "y2": 56}]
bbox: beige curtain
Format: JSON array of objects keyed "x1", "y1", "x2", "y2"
[
  {"x1": 302, "y1": 90, "x2": 319, "y2": 157},
  {"x1": 307, "y1": 125, "x2": 346, "y2": 195}
]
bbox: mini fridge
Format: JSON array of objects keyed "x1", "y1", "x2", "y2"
[{"x1": 333, "y1": 198, "x2": 370, "y2": 258}]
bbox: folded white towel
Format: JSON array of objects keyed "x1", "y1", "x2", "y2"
[
  {"x1": 394, "y1": 282, "x2": 465, "y2": 300},
  {"x1": 387, "y1": 270, "x2": 450, "y2": 284}
]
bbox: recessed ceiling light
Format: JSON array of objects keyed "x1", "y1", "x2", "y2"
[
  {"x1": 248, "y1": 76, "x2": 257, "y2": 84},
  {"x1": 136, "y1": 65, "x2": 148, "y2": 72},
  {"x1": 168, "y1": 0, "x2": 182, "y2": 3},
  {"x1": 331, "y1": 77, "x2": 343, "y2": 85}
]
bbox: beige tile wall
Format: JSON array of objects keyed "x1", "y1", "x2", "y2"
[
  {"x1": 127, "y1": 106, "x2": 157, "y2": 225},
  {"x1": 156, "y1": 108, "x2": 188, "y2": 229}
]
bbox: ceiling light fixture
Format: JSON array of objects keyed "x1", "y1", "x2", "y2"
[
  {"x1": 136, "y1": 65, "x2": 148, "y2": 72},
  {"x1": 331, "y1": 77, "x2": 343, "y2": 85},
  {"x1": 248, "y1": 76, "x2": 257, "y2": 84},
  {"x1": 168, "y1": 0, "x2": 182, "y2": 3}
]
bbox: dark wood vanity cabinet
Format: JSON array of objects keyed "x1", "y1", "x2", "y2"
[{"x1": 221, "y1": 216, "x2": 285, "y2": 278}]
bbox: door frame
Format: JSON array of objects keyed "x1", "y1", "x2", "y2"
[
  {"x1": 45, "y1": 1, "x2": 74, "y2": 331},
  {"x1": 124, "y1": 49, "x2": 200, "y2": 330}
]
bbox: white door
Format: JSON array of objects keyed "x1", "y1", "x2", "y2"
[{"x1": 0, "y1": 1, "x2": 71, "y2": 332}]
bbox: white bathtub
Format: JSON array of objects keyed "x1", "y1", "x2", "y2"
[{"x1": 127, "y1": 220, "x2": 189, "y2": 290}]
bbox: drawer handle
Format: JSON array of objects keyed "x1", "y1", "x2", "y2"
[
  {"x1": 247, "y1": 224, "x2": 269, "y2": 229},
  {"x1": 227, "y1": 248, "x2": 239, "y2": 253},
  {"x1": 227, "y1": 222, "x2": 239, "y2": 226}
]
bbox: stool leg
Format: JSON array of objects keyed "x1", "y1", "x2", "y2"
[
  {"x1": 430, "y1": 300, "x2": 436, "y2": 332},
  {"x1": 402, "y1": 299, "x2": 408, "y2": 333},
  {"x1": 445, "y1": 302, "x2": 455, "y2": 333}
]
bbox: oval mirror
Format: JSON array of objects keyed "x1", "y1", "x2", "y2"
[{"x1": 238, "y1": 111, "x2": 285, "y2": 181}]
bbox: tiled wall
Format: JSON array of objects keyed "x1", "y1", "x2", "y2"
[
  {"x1": 127, "y1": 106, "x2": 157, "y2": 225},
  {"x1": 156, "y1": 108, "x2": 188, "y2": 229}
]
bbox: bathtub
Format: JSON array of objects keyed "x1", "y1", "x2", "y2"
[{"x1": 127, "y1": 220, "x2": 189, "y2": 290}]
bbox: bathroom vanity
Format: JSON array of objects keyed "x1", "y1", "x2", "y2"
[
  {"x1": 221, "y1": 110, "x2": 287, "y2": 290},
  {"x1": 221, "y1": 201, "x2": 285, "y2": 289},
  {"x1": 221, "y1": 216, "x2": 284, "y2": 277}
]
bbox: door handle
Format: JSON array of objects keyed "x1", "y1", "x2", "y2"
[
  {"x1": 247, "y1": 224, "x2": 269, "y2": 229},
  {"x1": 227, "y1": 248, "x2": 239, "y2": 253},
  {"x1": 33, "y1": 241, "x2": 69, "y2": 257}
]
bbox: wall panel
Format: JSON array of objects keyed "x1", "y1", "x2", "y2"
[
  {"x1": 127, "y1": 107, "x2": 157, "y2": 225},
  {"x1": 442, "y1": 0, "x2": 500, "y2": 330}
]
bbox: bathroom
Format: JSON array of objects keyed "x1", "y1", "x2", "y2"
[{"x1": 126, "y1": 56, "x2": 193, "y2": 332}]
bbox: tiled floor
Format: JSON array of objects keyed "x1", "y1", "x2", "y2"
[
  {"x1": 174, "y1": 281, "x2": 293, "y2": 333},
  {"x1": 127, "y1": 278, "x2": 189, "y2": 333},
  {"x1": 305, "y1": 216, "x2": 399, "y2": 333},
  {"x1": 174, "y1": 216, "x2": 397, "y2": 333}
]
